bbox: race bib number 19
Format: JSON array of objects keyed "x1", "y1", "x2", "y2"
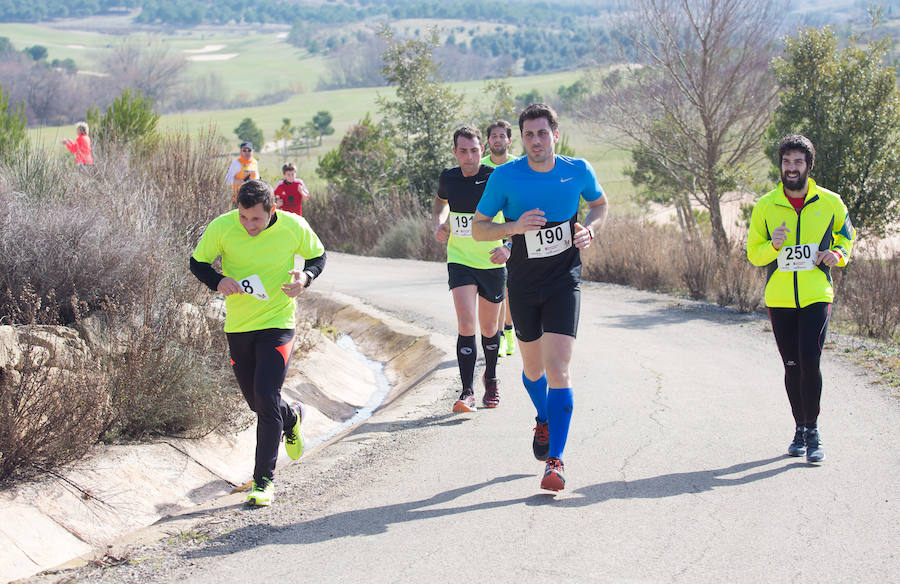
[
  {"x1": 525, "y1": 222, "x2": 572, "y2": 259},
  {"x1": 238, "y1": 274, "x2": 269, "y2": 301},
  {"x1": 451, "y1": 213, "x2": 474, "y2": 238},
  {"x1": 777, "y1": 243, "x2": 817, "y2": 272}
]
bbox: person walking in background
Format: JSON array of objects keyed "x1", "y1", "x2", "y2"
[
  {"x1": 226, "y1": 142, "x2": 259, "y2": 201},
  {"x1": 273, "y1": 162, "x2": 310, "y2": 216},
  {"x1": 190, "y1": 180, "x2": 326, "y2": 506},
  {"x1": 480, "y1": 119, "x2": 517, "y2": 358},
  {"x1": 61, "y1": 122, "x2": 93, "y2": 166},
  {"x1": 747, "y1": 134, "x2": 855, "y2": 464},
  {"x1": 473, "y1": 103, "x2": 608, "y2": 492}
]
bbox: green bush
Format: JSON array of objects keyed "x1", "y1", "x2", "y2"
[
  {"x1": 86, "y1": 88, "x2": 160, "y2": 152},
  {"x1": 0, "y1": 84, "x2": 27, "y2": 161}
]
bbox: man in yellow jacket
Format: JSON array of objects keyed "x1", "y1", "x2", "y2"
[{"x1": 747, "y1": 134, "x2": 855, "y2": 463}]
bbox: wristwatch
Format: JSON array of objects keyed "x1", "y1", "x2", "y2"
[{"x1": 302, "y1": 270, "x2": 315, "y2": 288}]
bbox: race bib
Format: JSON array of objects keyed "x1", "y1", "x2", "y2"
[
  {"x1": 525, "y1": 222, "x2": 572, "y2": 259},
  {"x1": 237, "y1": 274, "x2": 269, "y2": 300},
  {"x1": 777, "y1": 243, "x2": 818, "y2": 272},
  {"x1": 451, "y1": 213, "x2": 474, "y2": 238}
]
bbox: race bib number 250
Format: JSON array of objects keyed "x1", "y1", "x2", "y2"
[
  {"x1": 777, "y1": 243, "x2": 818, "y2": 272},
  {"x1": 525, "y1": 222, "x2": 572, "y2": 259}
]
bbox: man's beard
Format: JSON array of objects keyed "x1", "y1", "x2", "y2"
[
  {"x1": 490, "y1": 145, "x2": 508, "y2": 156},
  {"x1": 782, "y1": 168, "x2": 809, "y2": 191}
]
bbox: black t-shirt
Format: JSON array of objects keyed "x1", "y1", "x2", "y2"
[{"x1": 437, "y1": 165, "x2": 494, "y2": 212}]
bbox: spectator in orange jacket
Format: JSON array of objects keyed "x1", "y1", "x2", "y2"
[
  {"x1": 62, "y1": 122, "x2": 93, "y2": 166},
  {"x1": 225, "y1": 142, "x2": 260, "y2": 201}
]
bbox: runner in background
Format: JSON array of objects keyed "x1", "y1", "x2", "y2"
[{"x1": 274, "y1": 162, "x2": 310, "y2": 215}]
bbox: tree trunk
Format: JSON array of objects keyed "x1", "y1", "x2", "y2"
[{"x1": 707, "y1": 190, "x2": 729, "y2": 249}]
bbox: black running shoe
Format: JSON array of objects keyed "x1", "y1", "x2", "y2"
[
  {"x1": 806, "y1": 427, "x2": 824, "y2": 463},
  {"x1": 787, "y1": 425, "x2": 806, "y2": 457},
  {"x1": 532, "y1": 417, "x2": 549, "y2": 461}
]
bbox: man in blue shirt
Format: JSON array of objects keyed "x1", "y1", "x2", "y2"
[{"x1": 472, "y1": 103, "x2": 608, "y2": 491}]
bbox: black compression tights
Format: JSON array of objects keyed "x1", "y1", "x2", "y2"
[
  {"x1": 768, "y1": 303, "x2": 831, "y2": 428},
  {"x1": 226, "y1": 328, "x2": 298, "y2": 484}
]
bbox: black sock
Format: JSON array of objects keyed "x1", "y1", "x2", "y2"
[
  {"x1": 482, "y1": 332, "x2": 501, "y2": 379},
  {"x1": 504, "y1": 324, "x2": 513, "y2": 332},
  {"x1": 457, "y1": 335, "x2": 477, "y2": 392}
]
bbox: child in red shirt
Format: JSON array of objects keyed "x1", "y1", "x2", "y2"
[{"x1": 273, "y1": 162, "x2": 310, "y2": 215}]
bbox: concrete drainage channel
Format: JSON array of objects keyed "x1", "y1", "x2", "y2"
[{"x1": 0, "y1": 291, "x2": 445, "y2": 584}]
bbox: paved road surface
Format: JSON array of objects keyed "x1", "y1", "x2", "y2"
[{"x1": 69, "y1": 252, "x2": 900, "y2": 583}]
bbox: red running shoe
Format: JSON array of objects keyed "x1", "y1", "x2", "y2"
[
  {"x1": 541, "y1": 457, "x2": 565, "y2": 491},
  {"x1": 452, "y1": 390, "x2": 477, "y2": 413},
  {"x1": 482, "y1": 375, "x2": 500, "y2": 408}
]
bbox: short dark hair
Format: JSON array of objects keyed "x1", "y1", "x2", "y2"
[
  {"x1": 282, "y1": 162, "x2": 296, "y2": 173},
  {"x1": 778, "y1": 134, "x2": 816, "y2": 168},
  {"x1": 518, "y1": 103, "x2": 558, "y2": 133},
  {"x1": 486, "y1": 119, "x2": 512, "y2": 140},
  {"x1": 237, "y1": 180, "x2": 275, "y2": 213},
  {"x1": 453, "y1": 126, "x2": 483, "y2": 148}
]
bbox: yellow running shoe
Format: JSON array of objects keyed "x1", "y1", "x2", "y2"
[
  {"x1": 284, "y1": 402, "x2": 305, "y2": 460},
  {"x1": 247, "y1": 477, "x2": 274, "y2": 506}
]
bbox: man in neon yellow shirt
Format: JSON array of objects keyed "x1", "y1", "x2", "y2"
[
  {"x1": 190, "y1": 180, "x2": 326, "y2": 505},
  {"x1": 434, "y1": 126, "x2": 509, "y2": 412},
  {"x1": 747, "y1": 134, "x2": 854, "y2": 464},
  {"x1": 480, "y1": 119, "x2": 517, "y2": 357}
]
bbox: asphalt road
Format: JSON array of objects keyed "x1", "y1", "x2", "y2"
[{"x1": 63, "y1": 252, "x2": 900, "y2": 584}]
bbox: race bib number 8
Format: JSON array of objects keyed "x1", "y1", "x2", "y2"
[
  {"x1": 238, "y1": 274, "x2": 269, "y2": 301},
  {"x1": 777, "y1": 243, "x2": 817, "y2": 272},
  {"x1": 451, "y1": 213, "x2": 474, "y2": 238},
  {"x1": 525, "y1": 222, "x2": 572, "y2": 259}
]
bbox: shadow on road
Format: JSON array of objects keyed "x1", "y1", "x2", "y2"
[
  {"x1": 183, "y1": 456, "x2": 802, "y2": 559},
  {"x1": 597, "y1": 302, "x2": 760, "y2": 331}
]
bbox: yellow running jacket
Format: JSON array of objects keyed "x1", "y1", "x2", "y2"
[{"x1": 747, "y1": 179, "x2": 855, "y2": 308}]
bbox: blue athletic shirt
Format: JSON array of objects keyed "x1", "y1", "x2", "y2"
[{"x1": 477, "y1": 155, "x2": 604, "y2": 294}]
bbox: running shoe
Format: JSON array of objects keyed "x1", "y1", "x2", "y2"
[
  {"x1": 805, "y1": 427, "x2": 824, "y2": 463},
  {"x1": 533, "y1": 417, "x2": 549, "y2": 460},
  {"x1": 503, "y1": 328, "x2": 516, "y2": 356},
  {"x1": 284, "y1": 402, "x2": 305, "y2": 460},
  {"x1": 497, "y1": 338, "x2": 508, "y2": 358},
  {"x1": 787, "y1": 425, "x2": 806, "y2": 457},
  {"x1": 482, "y1": 375, "x2": 500, "y2": 408},
  {"x1": 541, "y1": 457, "x2": 565, "y2": 491},
  {"x1": 452, "y1": 389, "x2": 477, "y2": 413},
  {"x1": 247, "y1": 477, "x2": 274, "y2": 506}
]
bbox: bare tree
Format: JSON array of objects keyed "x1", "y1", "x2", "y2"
[
  {"x1": 99, "y1": 39, "x2": 187, "y2": 106},
  {"x1": 586, "y1": 0, "x2": 780, "y2": 247}
]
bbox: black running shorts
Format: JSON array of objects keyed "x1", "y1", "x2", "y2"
[
  {"x1": 447, "y1": 263, "x2": 506, "y2": 303},
  {"x1": 508, "y1": 285, "x2": 581, "y2": 342}
]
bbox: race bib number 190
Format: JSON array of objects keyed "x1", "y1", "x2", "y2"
[
  {"x1": 525, "y1": 222, "x2": 572, "y2": 259},
  {"x1": 238, "y1": 274, "x2": 269, "y2": 301},
  {"x1": 777, "y1": 243, "x2": 818, "y2": 272}
]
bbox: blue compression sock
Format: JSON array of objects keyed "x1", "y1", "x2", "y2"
[
  {"x1": 522, "y1": 372, "x2": 548, "y2": 421},
  {"x1": 547, "y1": 387, "x2": 574, "y2": 459}
]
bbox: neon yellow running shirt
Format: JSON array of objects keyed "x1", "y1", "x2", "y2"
[
  {"x1": 192, "y1": 209, "x2": 325, "y2": 333},
  {"x1": 438, "y1": 165, "x2": 504, "y2": 270}
]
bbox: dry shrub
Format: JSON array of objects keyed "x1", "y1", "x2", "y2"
[
  {"x1": 714, "y1": 246, "x2": 764, "y2": 313},
  {"x1": 582, "y1": 216, "x2": 680, "y2": 292},
  {"x1": 0, "y1": 297, "x2": 107, "y2": 481},
  {"x1": 678, "y1": 238, "x2": 718, "y2": 300},
  {"x1": 837, "y1": 248, "x2": 900, "y2": 340},
  {"x1": 305, "y1": 186, "x2": 444, "y2": 261}
]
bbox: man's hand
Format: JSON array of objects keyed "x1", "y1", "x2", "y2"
[
  {"x1": 772, "y1": 221, "x2": 790, "y2": 250},
  {"x1": 281, "y1": 269, "x2": 309, "y2": 298},
  {"x1": 435, "y1": 223, "x2": 450, "y2": 243},
  {"x1": 217, "y1": 277, "x2": 243, "y2": 296},
  {"x1": 509, "y1": 208, "x2": 546, "y2": 235},
  {"x1": 489, "y1": 244, "x2": 511, "y2": 264},
  {"x1": 816, "y1": 250, "x2": 841, "y2": 267},
  {"x1": 573, "y1": 222, "x2": 593, "y2": 250},
  {"x1": 275, "y1": 198, "x2": 284, "y2": 208}
]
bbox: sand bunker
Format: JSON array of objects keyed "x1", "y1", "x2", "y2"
[
  {"x1": 183, "y1": 44, "x2": 227, "y2": 54},
  {"x1": 276, "y1": 32, "x2": 288, "y2": 39},
  {"x1": 66, "y1": 44, "x2": 87, "y2": 49},
  {"x1": 187, "y1": 53, "x2": 239, "y2": 62},
  {"x1": 76, "y1": 70, "x2": 110, "y2": 77}
]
